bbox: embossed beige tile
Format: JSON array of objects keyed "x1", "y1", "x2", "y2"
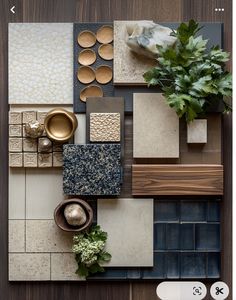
[
  {"x1": 9, "y1": 111, "x2": 22, "y2": 124},
  {"x1": 9, "y1": 253, "x2": 50, "y2": 281},
  {"x1": 26, "y1": 168, "x2": 64, "y2": 219},
  {"x1": 133, "y1": 93, "x2": 179, "y2": 158},
  {"x1": 98, "y1": 198, "x2": 153, "y2": 267},
  {"x1": 74, "y1": 114, "x2": 86, "y2": 144},
  {"x1": 22, "y1": 111, "x2": 37, "y2": 123},
  {"x1": 53, "y1": 152, "x2": 63, "y2": 167},
  {"x1": 23, "y1": 138, "x2": 37, "y2": 152},
  {"x1": 187, "y1": 119, "x2": 207, "y2": 143},
  {"x1": 9, "y1": 220, "x2": 25, "y2": 252},
  {"x1": 9, "y1": 168, "x2": 25, "y2": 219},
  {"x1": 24, "y1": 153, "x2": 37, "y2": 167},
  {"x1": 38, "y1": 153, "x2": 52, "y2": 167},
  {"x1": 51, "y1": 253, "x2": 84, "y2": 281},
  {"x1": 9, "y1": 138, "x2": 22, "y2": 152},
  {"x1": 9, "y1": 125, "x2": 22, "y2": 137},
  {"x1": 26, "y1": 220, "x2": 72, "y2": 252},
  {"x1": 9, "y1": 153, "x2": 23, "y2": 167},
  {"x1": 90, "y1": 113, "x2": 120, "y2": 142},
  {"x1": 37, "y1": 111, "x2": 48, "y2": 124},
  {"x1": 52, "y1": 142, "x2": 63, "y2": 152}
]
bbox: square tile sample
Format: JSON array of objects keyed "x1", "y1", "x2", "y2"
[
  {"x1": 63, "y1": 144, "x2": 121, "y2": 195},
  {"x1": 9, "y1": 23, "x2": 73, "y2": 104},
  {"x1": 187, "y1": 119, "x2": 207, "y2": 143},
  {"x1": 9, "y1": 138, "x2": 22, "y2": 152},
  {"x1": 97, "y1": 198, "x2": 153, "y2": 267},
  {"x1": 9, "y1": 125, "x2": 22, "y2": 137},
  {"x1": 133, "y1": 93, "x2": 179, "y2": 158},
  {"x1": 90, "y1": 113, "x2": 120, "y2": 142}
]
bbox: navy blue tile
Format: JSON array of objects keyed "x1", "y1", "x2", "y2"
[
  {"x1": 180, "y1": 201, "x2": 207, "y2": 222},
  {"x1": 154, "y1": 223, "x2": 166, "y2": 250},
  {"x1": 166, "y1": 224, "x2": 180, "y2": 250},
  {"x1": 207, "y1": 252, "x2": 220, "y2": 278},
  {"x1": 127, "y1": 269, "x2": 141, "y2": 279},
  {"x1": 207, "y1": 201, "x2": 220, "y2": 222},
  {"x1": 180, "y1": 224, "x2": 195, "y2": 250},
  {"x1": 143, "y1": 253, "x2": 165, "y2": 279},
  {"x1": 196, "y1": 224, "x2": 220, "y2": 250},
  {"x1": 88, "y1": 268, "x2": 127, "y2": 279},
  {"x1": 166, "y1": 253, "x2": 180, "y2": 279},
  {"x1": 155, "y1": 200, "x2": 179, "y2": 222},
  {"x1": 180, "y1": 253, "x2": 206, "y2": 278},
  {"x1": 87, "y1": 199, "x2": 97, "y2": 222}
]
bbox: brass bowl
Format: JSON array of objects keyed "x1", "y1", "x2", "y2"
[
  {"x1": 78, "y1": 49, "x2": 96, "y2": 66},
  {"x1": 98, "y1": 44, "x2": 113, "y2": 60},
  {"x1": 77, "y1": 30, "x2": 96, "y2": 48},
  {"x1": 44, "y1": 108, "x2": 78, "y2": 142},
  {"x1": 96, "y1": 25, "x2": 113, "y2": 44},
  {"x1": 54, "y1": 198, "x2": 93, "y2": 232},
  {"x1": 80, "y1": 85, "x2": 103, "y2": 102},
  {"x1": 95, "y1": 65, "x2": 113, "y2": 84},
  {"x1": 77, "y1": 66, "x2": 96, "y2": 84}
]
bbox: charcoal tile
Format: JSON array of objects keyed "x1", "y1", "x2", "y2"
[
  {"x1": 88, "y1": 268, "x2": 127, "y2": 279},
  {"x1": 195, "y1": 224, "x2": 220, "y2": 250},
  {"x1": 207, "y1": 252, "x2": 220, "y2": 278},
  {"x1": 180, "y1": 201, "x2": 207, "y2": 222},
  {"x1": 207, "y1": 201, "x2": 220, "y2": 222},
  {"x1": 127, "y1": 269, "x2": 141, "y2": 279},
  {"x1": 180, "y1": 224, "x2": 195, "y2": 250},
  {"x1": 142, "y1": 253, "x2": 165, "y2": 279},
  {"x1": 166, "y1": 224, "x2": 180, "y2": 250},
  {"x1": 166, "y1": 253, "x2": 180, "y2": 279},
  {"x1": 154, "y1": 223, "x2": 166, "y2": 250},
  {"x1": 180, "y1": 253, "x2": 206, "y2": 278},
  {"x1": 155, "y1": 200, "x2": 179, "y2": 222}
]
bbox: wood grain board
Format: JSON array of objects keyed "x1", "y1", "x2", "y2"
[{"x1": 132, "y1": 164, "x2": 224, "y2": 196}]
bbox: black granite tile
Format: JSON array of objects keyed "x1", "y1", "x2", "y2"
[
  {"x1": 166, "y1": 253, "x2": 180, "y2": 279},
  {"x1": 154, "y1": 200, "x2": 179, "y2": 222},
  {"x1": 180, "y1": 224, "x2": 195, "y2": 250},
  {"x1": 207, "y1": 252, "x2": 221, "y2": 278},
  {"x1": 195, "y1": 224, "x2": 220, "y2": 251},
  {"x1": 180, "y1": 253, "x2": 206, "y2": 278},
  {"x1": 180, "y1": 201, "x2": 207, "y2": 222},
  {"x1": 207, "y1": 201, "x2": 220, "y2": 222},
  {"x1": 154, "y1": 223, "x2": 166, "y2": 250},
  {"x1": 166, "y1": 224, "x2": 180, "y2": 250},
  {"x1": 142, "y1": 252, "x2": 166, "y2": 279}
]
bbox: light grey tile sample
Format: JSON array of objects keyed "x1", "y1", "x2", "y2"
[
  {"x1": 133, "y1": 93, "x2": 179, "y2": 158},
  {"x1": 97, "y1": 198, "x2": 153, "y2": 267},
  {"x1": 9, "y1": 220, "x2": 25, "y2": 252},
  {"x1": 9, "y1": 23, "x2": 73, "y2": 104},
  {"x1": 187, "y1": 119, "x2": 207, "y2": 143},
  {"x1": 74, "y1": 114, "x2": 86, "y2": 144},
  {"x1": 9, "y1": 253, "x2": 50, "y2": 281}
]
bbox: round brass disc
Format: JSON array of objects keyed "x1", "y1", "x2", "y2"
[
  {"x1": 96, "y1": 25, "x2": 113, "y2": 44},
  {"x1": 78, "y1": 49, "x2": 96, "y2": 66},
  {"x1": 95, "y1": 65, "x2": 113, "y2": 84},
  {"x1": 77, "y1": 66, "x2": 95, "y2": 84},
  {"x1": 98, "y1": 44, "x2": 113, "y2": 60},
  {"x1": 80, "y1": 85, "x2": 103, "y2": 102},
  {"x1": 77, "y1": 30, "x2": 96, "y2": 48}
]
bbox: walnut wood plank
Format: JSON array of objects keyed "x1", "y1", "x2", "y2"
[{"x1": 132, "y1": 164, "x2": 223, "y2": 196}]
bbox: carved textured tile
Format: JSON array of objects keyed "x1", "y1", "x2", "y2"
[
  {"x1": 9, "y1": 153, "x2": 23, "y2": 167},
  {"x1": 22, "y1": 111, "x2": 37, "y2": 123},
  {"x1": 38, "y1": 153, "x2": 52, "y2": 167},
  {"x1": 90, "y1": 113, "x2": 120, "y2": 142},
  {"x1": 9, "y1": 111, "x2": 22, "y2": 124},
  {"x1": 53, "y1": 152, "x2": 63, "y2": 167},
  {"x1": 53, "y1": 142, "x2": 63, "y2": 152},
  {"x1": 24, "y1": 153, "x2": 37, "y2": 167},
  {"x1": 9, "y1": 138, "x2": 22, "y2": 152},
  {"x1": 37, "y1": 111, "x2": 48, "y2": 124},
  {"x1": 23, "y1": 138, "x2": 37, "y2": 152},
  {"x1": 9, "y1": 125, "x2": 22, "y2": 137},
  {"x1": 9, "y1": 220, "x2": 25, "y2": 252}
]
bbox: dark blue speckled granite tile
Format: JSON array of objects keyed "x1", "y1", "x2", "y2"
[
  {"x1": 180, "y1": 224, "x2": 195, "y2": 250},
  {"x1": 166, "y1": 224, "x2": 180, "y2": 250},
  {"x1": 208, "y1": 201, "x2": 220, "y2": 222},
  {"x1": 195, "y1": 224, "x2": 220, "y2": 250},
  {"x1": 154, "y1": 223, "x2": 166, "y2": 250},
  {"x1": 207, "y1": 252, "x2": 221, "y2": 278},
  {"x1": 155, "y1": 200, "x2": 179, "y2": 222},
  {"x1": 142, "y1": 253, "x2": 166, "y2": 279},
  {"x1": 180, "y1": 253, "x2": 206, "y2": 278},
  {"x1": 180, "y1": 201, "x2": 207, "y2": 222},
  {"x1": 166, "y1": 253, "x2": 180, "y2": 279},
  {"x1": 63, "y1": 144, "x2": 121, "y2": 196}
]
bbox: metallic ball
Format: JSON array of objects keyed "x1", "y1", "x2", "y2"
[{"x1": 25, "y1": 120, "x2": 44, "y2": 138}]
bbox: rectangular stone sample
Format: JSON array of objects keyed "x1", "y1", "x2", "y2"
[
  {"x1": 9, "y1": 125, "x2": 22, "y2": 137},
  {"x1": 133, "y1": 93, "x2": 179, "y2": 158},
  {"x1": 9, "y1": 153, "x2": 23, "y2": 167},
  {"x1": 74, "y1": 114, "x2": 86, "y2": 144},
  {"x1": 97, "y1": 198, "x2": 153, "y2": 267},
  {"x1": 9, "y1": 138, "x2": 22, "y2": 152},
  {"x1": 187, "y1": 119, "x2": 207, "y2": 143},
  {"x1": 9, "y1": 23, "x2": 73, "y2": 104},
  {"x1": 63, "y1": 144, "x2": 121, "y2": 196},
  {"x1": 90, "y1": 113, "x2": 120, "y2": 142},
  {"x1": 9, "y1": 253, "x2": 50, "y2": 281},
  {"x1": 23, "y1": 153, "x2": 38, "y2": 167},
  {"x1": 9, "y1": 220, "x2": 25, "y2": 252},
  {"x1": 132, "y1": 164, "x2": 224, "y2": 196},
  {"x1": 26, "y1": 220, "x2": 72, "y2": 252},
  {"x1": 26, "y1": 168, "x2": 64, "y2": 219}
]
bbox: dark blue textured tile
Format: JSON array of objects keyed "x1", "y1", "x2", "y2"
[
  {"x1": 195, "y1": 224, "x2": 220, "y2": 250},
  {"x1": 180, "y1": 253, "x2": 206, "y2": 278},
  {"x1": 154, "y1": 224, "x2": 166, "y2": 250},
  {"x1": 180, "y1": 224, "x2": 195, "y2": 250},
  {"x1": 127, "y1": 269, "x2": 141, "y2": 279},
  {"x1": 143, "y1": 253, "x2": 165, "y2": 279},
  {"x1": 208, "y1": 201, "x2": 220, "y2": 222},
  {"x1": 166, "y1": 224, "x2": 180, "y2": 250},
  {"x1": 88, "y1": 268, "x2": 127, "y2": 279},
  {"x1": 207, "y1": 252, "x2": 220, "y2": 278},
  {"x1": 166, "y1": 253, "x2": 180, "y2": 278},
  {"x1": 87, "y1": 199, "x2": 97, "y2": 222},
  {"x1": 155, "y1": 200, "x2": 179, "y2": 222},
  {"x1": 180, "y1": 201, "x2": 207, "y2": 222}
]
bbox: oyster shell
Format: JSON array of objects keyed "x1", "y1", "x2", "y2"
[{"x1": 64, "y1": 204, "x2": 87, "y2": 226}]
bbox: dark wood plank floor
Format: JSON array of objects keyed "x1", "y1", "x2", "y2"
[{"x1": 0, "y1": 0, "x2": 232, "y2": 299}]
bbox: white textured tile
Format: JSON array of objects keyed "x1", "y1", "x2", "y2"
[
  {"x1": 187, "y1": 119, "x2": 207, "y2": 143},
  {"x1": 26, "y1": 220, "x2": 72, "y2": 252},
  {"x1": 97, "y1": 198, "x2": 153, "y2": 267},
  {"x1": 9, "y1": 23, "x2": 73, "y2": 104},
  {"x1": 9, "y1": 220, "x2": 25, "y2": 252},
  {"x1": 74, "y1": 114, "x2": 86, "y2": 144},
  {"x1": 26, "y1": 168, "x2": 64, "y2": 219},
  {"x1": 51, "y1": 253, "x2": 84, "y2": 281},
  {"x1": 133, "y1": 93, "x2": 179, "y2": 158},
  {"x1": 9, "y1": 253, "x2": 50, "y2": 281},
  {"x1": 9, "y1": 168, "x2": 25, "y2": 219}
]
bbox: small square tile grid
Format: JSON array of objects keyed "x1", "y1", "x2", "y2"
[
  {"x1": 9, "y1": 110, "x2": 65, "y2": 168},
  {"x1": 63, "y1": 144, "x2": 121, "y2": 195}
]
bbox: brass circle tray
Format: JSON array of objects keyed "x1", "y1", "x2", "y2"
[
  {"x1": 77, "y1": 30, "x2": 96, "y2": 48},
  {"x1": 78, "y1": 49, "x2": 96, "y2": 66},
  {"x1": 98, "y1": 44, "x2": 114, "y2": 60},
  {"x1": 77, "y1": 66, "x2": 96, "y2": 84},
  {"x1": 96, "y1": 25, "x2": 113, "y2": 44},
  {"x1": 95, "y1": 65, "x2": 113, "y2": 84},
  {"x1": 80, "y1": 85, "x2": 103, "y2": 102}
]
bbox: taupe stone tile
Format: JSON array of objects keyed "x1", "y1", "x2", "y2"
[
  {"x1": 38, "y1": 153, "x2": 52, "y2": 167},
  {"x1": 22, "y1": 111, "x2": 37, "y2": 123},
  {"x1": 9, "y1": 253, "x2": 50, "y2": 281},
  {"x1": 26, "y1": 220, "x2": 72, "y2": 252},
  {"x1": 9, "y1": 125, "x2": 22, "y2": 137},
  {"x1": 53, "y1": 152, "x2": 63, "y2": 167},
  {"x1": 23, "y1": 153, "x2": 38, "y2": 167},
  {"x1": 187, "y1": 119, "x2": 207, "y2": 143},
  {"x1": 9, "y1": 220, "x2": 25, "y2": 252},
  {"x1": 97, "y1": 198, "x2": 153, "y2": 267},
  {"x1": 74, "y1": 114, "x2": 86, "y2": 144},
  {"x1": 9, "y1": 111, "x2": 22, "y2": 124},
  {"x1": 9, "y1": 168, "x2": 25, "y2": 219},
  {"x1": 9, "y1": 153, "x2": 23, "y2": 167},
  {"x1": 37, "y1": 111, "x2": 48, "y2": 124},
  {"x1": 9, "y1": 138, "x2": 22, "y2": 152},
  {"x1": 23, "y1": 138, "x2": 37, "y2": 152}
]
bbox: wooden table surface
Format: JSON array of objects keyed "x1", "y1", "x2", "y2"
[{"x1": 0, "y1": 0, "x2": 232, "y2": 299}]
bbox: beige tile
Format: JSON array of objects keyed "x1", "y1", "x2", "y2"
[
  {"x1": 9, "y1": 111, "x2": 22, "y2": 124},
  {"x1": 26, "y1": 220, "x2": 72, "y2": 252},
  {"x1": 187, "y1": 119, "x2": 207, "y2": 143},
  {"x1": 97, "y1": 198, "x2": 153, "y2": 267},
  {"x1": 9, "y1": 153, "x2": 23, "y2": 167},
  {"x1": 38, "y1": 153, "x2": 52, "y2": 167},
  {"x1": 53, "y1": 152, "x2": 63, "y2": 167},
  {"x1": 24, "y1": 153, "x2": 38, "y2": 167},
  {"x1": 23, "y1": 138, "x2": 37, "y2": 152},
  {"x1": 53, "y1": 142, "x2": 63, "y2": 152},
  {"x1": 9, "y1": 125, "x2": 22, "y2": 137},
  {"x1": 26, "y1": 168, "x2": 64, "y2": 219},
  {"x1": 37, "y1": 111, "x2": 48, "y2": 124},
  {"x1": 74, "y1": 114, "x2": 86, "y2": 144},
  {"x1": 9, "y1": 137, "x2": 22, "y2": 152},
  {"x1": 51, "y1": 253, "x2": 84, "y2": 281},
  {"x1": 9, "y1": 168, "x2": 25, "y2": 219},
  {"x1": 9, "y1": 220, "x2": 25, "y2": 252},
  {"x1": 22, "y1": 111, "x2": 37, "y2": 123},
  {"x1": 9, "y1": 253, "x2": 50, "y2": 281}
]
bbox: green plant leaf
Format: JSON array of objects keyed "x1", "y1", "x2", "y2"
[
  {"x1": 76, "y1": 263, "x2": 89, "y2": 278},
  {"x1": 99, "y1": 252, "x2": 112, "y2": 262},
  {"x1": 88, "y1": 263, "x2": 105, "y2": 274}
]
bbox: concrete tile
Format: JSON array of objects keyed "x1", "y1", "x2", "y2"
[
  {"x1": 9, "y1": 111, "x2": 22, "y2": 124},
  {"x1": 51, "y1": 253, "x2": 84, "y2": 281},
  {"x1": 9, "y1": 220, "x2": 25, "y2": 252},
  {"x1": 9, "y1": 153, "x2": 23, "y2": 167},
  {"x1": 74, "y1": 114, "x2": 86, "y2": 144},
  {"x1": 97, "y1": 198, "x2": 153, "y2": 267},
  {"x1": 23, "y1": 153, "x2": 38, "y2": 167},
  {"x1": 26, "y1": 168, "x2": 64, "y2": 219},
  {"x1": 26, "y1": 220, "x2": 72, "y2": 252},
  {"x1": 133, "y1": 93, "x2": 179, "y2": 158},
  {"x1": 9, "y1": 125, "x2": 22, "y2": 137},
  {"x1": 23, "y1": 138, "x2": 37, "y2": 152},
  {"x1": 9, "y1": 253, "x2": 50, "y2": 281},
  {"x1": 22, "y1": 111, "x2": 37, "y2": 123},
  {"x1": 9, "y1": 138, "x2": 22, "y2": 152},
  {"x1": 9, "y1": 168, "x2": 25, "y2": 219},
  {"x1": 38, "y1": 153, "x2": 52, "y2": 167},
  {"x1": 187, "y1": 119, "x2": 207, "y2": 143}
]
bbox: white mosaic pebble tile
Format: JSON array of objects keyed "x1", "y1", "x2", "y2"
[{"x1": 9, "y1": 220, "x2": 25, "y2": 252}]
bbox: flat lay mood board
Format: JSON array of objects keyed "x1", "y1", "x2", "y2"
[{"x1": 8, "y1": 20, "x2": 232, "y2": 281}]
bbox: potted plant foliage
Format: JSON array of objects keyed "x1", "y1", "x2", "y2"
[{"x1": 143, "y1": 20, "x2": 232, "y2": 143}]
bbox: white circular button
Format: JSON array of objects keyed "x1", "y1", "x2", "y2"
[{"x1": 210, "y1": 282, "x2": 229, "y2": 300}]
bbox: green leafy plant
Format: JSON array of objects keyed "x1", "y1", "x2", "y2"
[
  {"x1": 143, "y1": 20, "x2": 232, "y2": 122},
  {"x1": 72, "y1": 225, "x2": 111, "y2": 278}
]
